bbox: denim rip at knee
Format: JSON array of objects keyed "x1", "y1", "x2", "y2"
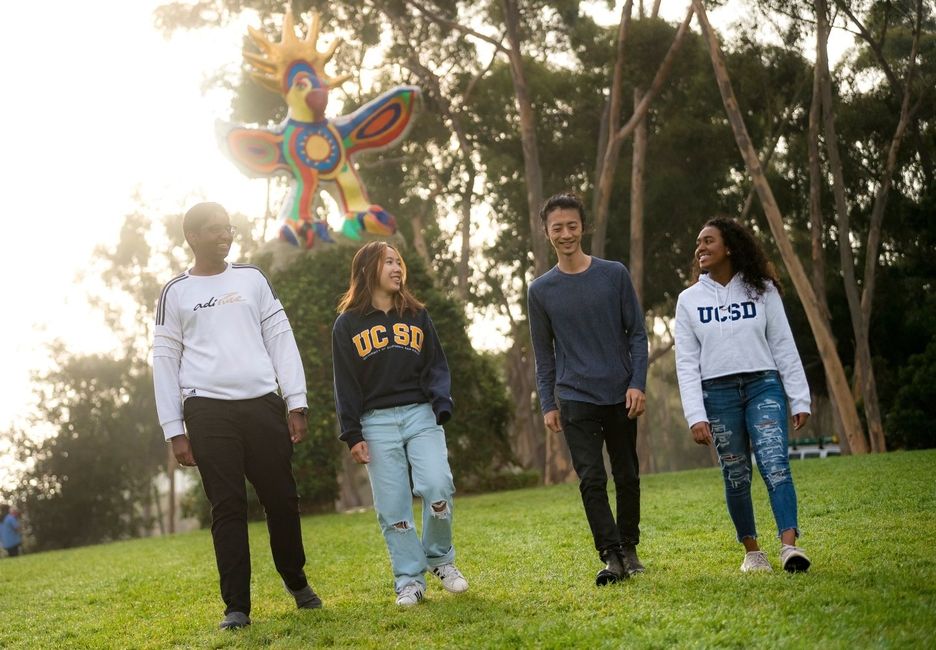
[{"x1": 702, "y1": 370, "x2": 799, "y2": 541}]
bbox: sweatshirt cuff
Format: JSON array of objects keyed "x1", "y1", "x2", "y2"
[
  {"x1": 789, "y1": 399, "x2": 812, "y2": 416},
  {"x1": 162, "y1": 420, "x2": 185, "y2": 441},
  {"x1": 684, "y1": 410, "x2": 708, "y2": 429},
  {"x1": 432, "y1": 398, "x2": 453, "y2": 426},
  {"x1": 284, "y1": 394, "x2": 308, "y2": 411},
  {"x1": 342, "y1": 431, "x2": 364, "y2": 450}
]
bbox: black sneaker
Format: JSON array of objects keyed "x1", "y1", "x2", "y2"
[
  {"x1": 619, "y1": 544, "x2": 645, "y2": 575},
  {"x1": 219, "y1": 611, "x2": 251, "y2": 630},
  {"x1": 284, "y1": 581, "x2": 323, "y2": 609},
  {"x1": 596, "y1": 548, "x2": 629, "y2": 586}
]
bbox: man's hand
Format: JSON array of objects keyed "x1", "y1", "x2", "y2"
[
  {"x1": 288, "y1": 409, "x2": 308, "y2": 444},
  {"x1": 350, "y1": 441, "x2": 370, "y2": 464},
  {"x1": 171, "y1": 435, "x2": 197, "y2": 466},
  {"x1": 792, "y1": 412, "x2": 810, "y2": 431},
  {"x1": 690, "y1": 421, "x2": 713, "y2": 446},
  {"x1": 544, "y1": 409, "x2": 562, "y2": 433},
  {"x1": 625, "y1": 388, "x2": 646, "y2": 419}
]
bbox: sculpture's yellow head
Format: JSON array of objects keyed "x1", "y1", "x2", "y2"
[{"x1": 244, "y1": 9, "x2": 350, "y2": 121}]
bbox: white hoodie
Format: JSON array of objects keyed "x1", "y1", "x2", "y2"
[{"x1": 674, "y1": 273, "x2": 811, "y2": 428}]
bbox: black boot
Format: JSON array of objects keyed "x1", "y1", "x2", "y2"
[
  {"x1": 596, "y1": 547, "x2": 628, "y2": 586},
  {"x1": 619, "y1": 543, "x2": 645, "y2": 575}
]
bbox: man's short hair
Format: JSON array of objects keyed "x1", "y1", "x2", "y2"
[
  {"x1": 540, "y1": 193, "x2": 586, "y2": 230},
  {"x1": 183, "y1": 202, "x2": 228, "y2": 236}
]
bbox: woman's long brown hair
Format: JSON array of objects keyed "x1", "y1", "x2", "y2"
[
  {"x1": 690, "y1": 217, "x2": 783, "y2": 298},
  {"x1": 337, "y1": 241, "x2": 425, "y2": 315}
]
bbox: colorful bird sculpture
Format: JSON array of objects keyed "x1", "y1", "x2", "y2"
[{"x1": 218, "y1": 9, "x2": 420, "y2": 248}]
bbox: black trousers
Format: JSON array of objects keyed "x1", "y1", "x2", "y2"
[
  {"x1": 559, "y1": 399, "x2": 640, "y2": 553},
  {"x1": 184, "y1": 392, "x2": 308, "y2": 616}
]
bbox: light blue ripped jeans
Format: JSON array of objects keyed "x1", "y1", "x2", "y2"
[
  {"x1": 361, "y1": 402, "x2": 456, "y2": 592},
  {"x1": 701, "y1": 370, "x2": 799, "y2": 542}
]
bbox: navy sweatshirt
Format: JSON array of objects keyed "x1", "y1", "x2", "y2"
[
  {"x1": 528, "y1": 257, "x2": 649, "y2": 414},
  {"x1": 332, "y1": 306, "x2": 453, "y2": 449}
]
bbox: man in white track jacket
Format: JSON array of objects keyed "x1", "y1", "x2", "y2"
[{"x1": 153, "y1": 202, "x2": 321, "y2": 630}]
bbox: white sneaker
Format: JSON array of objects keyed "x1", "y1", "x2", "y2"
[
  {"x1": 430, "y1": 563, "x2": 469, "y2": 593},
  {"x1": 740, "y1": 550, "x2": 773, "y2": 573},
  {"x1": 395, "y1": 582, "x2": 424, "y2": 607},
  {"x1": 780, "y1": 544, "x2": 811, "y2": 573}
]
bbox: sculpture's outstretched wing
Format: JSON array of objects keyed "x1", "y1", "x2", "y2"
[
  {"x1": 216, "y1": 121, "x2": 287, "y2": 178},
  {"x1": 334, "y1": 86, "x2": 421, "y2": 157}
]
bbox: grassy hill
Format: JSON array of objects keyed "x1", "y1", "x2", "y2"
[{"x1": 1, "y1": 450, "x2": 934, "y2": 648}]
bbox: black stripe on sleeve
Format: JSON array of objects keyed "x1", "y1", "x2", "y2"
[
  {"x1": 156, "y1": 273, "x2": 188, "y2": 326},
  {"x1": 260, "y1": 308, "x2": 285, "y2": 324},
  {"x1": 231, "y1": 263, "x2": 278, "y2": 300}
]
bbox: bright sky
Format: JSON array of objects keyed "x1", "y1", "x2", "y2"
[
  {"x1": 0, "y1": 2, "x2": 271, "y2": 438},
  {"x1": 0, "y1": 1, "x2": 849, "y2": 463}
]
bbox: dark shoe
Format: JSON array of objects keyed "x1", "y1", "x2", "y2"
[
  {"x1": 219, "y1": 611, "x2": 251, "y2": 630},
  {"x1": 596, "y1": 548, "x2": 629, "y2": 586},
  {"x1": 284, "y1": 581, "x2": 323, "y2": 609},
  {"x1": 619, "y1": 544, "x2": 646, "y2": 575}
]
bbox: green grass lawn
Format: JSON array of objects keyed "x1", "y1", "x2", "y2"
[{"x1": 1, "y1": 450, "x2": 934, "y2": 649}]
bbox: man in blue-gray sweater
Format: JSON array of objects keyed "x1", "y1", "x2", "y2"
[{"x1": 528, "y1": 192, "x2": 649, "y2": 585}]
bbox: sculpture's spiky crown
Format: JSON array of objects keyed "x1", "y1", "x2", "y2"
[{"x1": 244, "y1": 9, "x2": 351, "y2": 95}]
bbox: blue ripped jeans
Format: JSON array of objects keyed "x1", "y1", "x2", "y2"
[
  {"x1": 361, "y1": 403, "x2": 456, "y2": 592},
  {"x1": 702, "y1": 370, "x2": 799, "y2": 542}
]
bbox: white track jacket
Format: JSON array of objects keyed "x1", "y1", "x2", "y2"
[{"x1": 152, "y1": 263, "x2": 307, "y2": 440}]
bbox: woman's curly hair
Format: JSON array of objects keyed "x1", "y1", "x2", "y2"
[{"x1": 692, "y1": 217, "x2": 783, "y2": 298}]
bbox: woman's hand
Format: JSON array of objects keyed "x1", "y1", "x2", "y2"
[
  {"x1": 792, "y1": 413, "x2": 810, "y2": 431},
  {"x1": 690, "y1": 421, "x2": 713, "y2": 446},
  {"x1": 350, "y1": 441, "x2": 370, "y2": 464}
]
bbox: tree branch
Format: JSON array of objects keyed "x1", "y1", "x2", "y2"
[{"x1": 404, "y1": 0, "x2": 509, "y2": 52}]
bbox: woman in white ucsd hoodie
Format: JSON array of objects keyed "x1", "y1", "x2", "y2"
[{"x1": 675, "y1": 217, "x2": 812, "y2": 574}]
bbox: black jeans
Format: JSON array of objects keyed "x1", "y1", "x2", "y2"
[
  {"x1": 184, "y1": 393, "x2": 308, "y2": 616},
  {"x1": 560, "y1": 399, "x2": 640, "y2": 553}
]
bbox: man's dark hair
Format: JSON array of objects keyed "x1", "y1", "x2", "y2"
[
  {"x1": 183, "y1": 202, "x2": 227, "y2": 236},
  {"x1": 539, "y1": 192, "x2": 586, "y2": 230}
]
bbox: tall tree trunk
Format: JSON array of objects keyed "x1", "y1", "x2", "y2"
[
  {"x1": 815, "y1": 0, "x2": 884, "y2": 452},
  {"x1": 806, "y1": 14, "x2": 844, "y2": 446},
  {"x1": 502, "y1": 0, "x2": 548, "y2": 278},
  {"x1": 852, "y1": 0, "x2": 922, "y2": 453},
  {"x1": 629, "y1": 88, "x2": 647, "y2": 302},
  {"x1": 458, "y1": 166, "x2": 475, "y2": 302},
  {"x1": 630, "y1": 87, "x2": 654, "y2": 474},
  {"x1": 591, "y1": 98, "x2": 612, "y2": 240},
  {"x1": 592, "y1": 5, "x2": 693, "y2": 258},
  {"x1": 691, "y1": 0, "x2": 869, "y2": 453},
  {"x1": 505, "y1": 325, "x2": 546, "y2": 472},
  {"x1": 807, "y1": 59, "x2": 828, "y2": 317}
]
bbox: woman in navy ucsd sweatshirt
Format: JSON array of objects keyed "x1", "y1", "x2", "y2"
[
  {"x1": 675, "y1": 217, "x2": 812, "y2": 575},
  {"x1": 331, "y1": 241, "x2": 468, "y2": 607}
]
